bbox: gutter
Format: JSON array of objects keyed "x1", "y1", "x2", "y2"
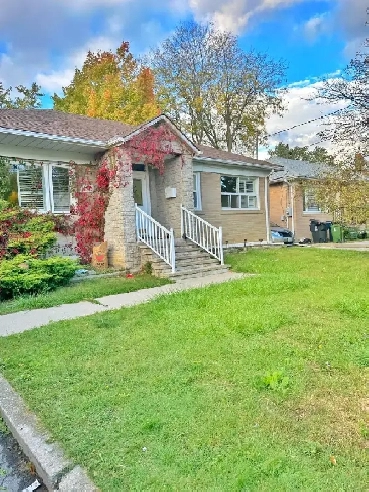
[
  {"x1": 194, "y1": 156, "x2": 278, "y2": 171},
  {"x1": 0, "y1": 127, "x2": 107, "y2": 148}
]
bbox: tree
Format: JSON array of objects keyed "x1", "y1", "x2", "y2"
[
  {"x1": 53, "y1": 42, "x2": 160, "y2": 125},
  {"x1": 0, "y1": 81, "x2": 43, "y2": 109},
  {"x1": 314, "y1": 57, "x2": 368, "y2": 154},
  {"x1": 269, "y1": 143, "x2": 334, "y2": 164},
  {"x1": 311, "y1": 152, "x2": 369, "y2": 225},
  {"x1": 150, "y1": 21, "x2": 286, "y2": 153}
]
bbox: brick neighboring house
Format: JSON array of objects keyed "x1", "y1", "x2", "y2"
[
  {"x1": 268, "y1": 156, "x2": 332, "y2": 241},
  {"x1": 0, "y1": 109, "x2": 279, "y2": 277}
]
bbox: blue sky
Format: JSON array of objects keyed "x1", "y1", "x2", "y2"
[{"x1": 0, "y1": 0, "x2": 366, "y2": 155}]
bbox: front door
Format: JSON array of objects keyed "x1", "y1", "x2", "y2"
[{"x1": 133, "y1": 171, "x2": 150, "y2": 215}]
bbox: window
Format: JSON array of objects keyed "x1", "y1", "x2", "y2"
[
  {"x1": 221, "y1": 176, "x2": 259, "y2": 209},
  {"x1": 303, "y1": 189, "x2": 320, "y2": 213},
  {"x1": 193, "y1": 172, "x2": 202, "y2": 210},
  {"x1": 17, "y1": 162, "x2": 71, "y2": 213}
]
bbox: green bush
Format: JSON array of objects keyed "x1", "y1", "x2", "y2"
[
  {"x1": 0, "y1": 207, "x2": 58, "y2": 258},
  {"x1": 0, "y1": 255, "x2": 78, "y2": 300}
]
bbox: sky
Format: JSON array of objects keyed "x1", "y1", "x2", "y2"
[{"x1": 0, "y1": 0, "x2": 366, "y2": 157}]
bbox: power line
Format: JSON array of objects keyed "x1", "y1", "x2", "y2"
[{"x1": 267, "y1": 108, "x2": 343, "y2": 138}]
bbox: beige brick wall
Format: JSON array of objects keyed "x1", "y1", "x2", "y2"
[
  {"x1": 293, "y1": 184, "x2": 332, "y2": 239},
  {"x1": 149, "y1": 153, "x2": 194, "y2": 236},
  {"x1": 196, "y1": 172, "x2": 269, "y2": 244},
  {"x1": 269, "y1": 181, "x2": 332, "y2": 239}
]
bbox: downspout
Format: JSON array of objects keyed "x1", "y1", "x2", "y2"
[
  {"x1": 288, "y1": 180, "x2": 296, "y2": 238},
  {"x1": 264, "y1": 176, "x2": 271, "y2": 243}
]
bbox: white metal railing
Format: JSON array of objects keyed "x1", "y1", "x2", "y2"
[
  {"x1": 181, "y1": 206, "x2": 224, "y2": 264},
  {"x1": 135, "y1": 205, "x2": 176, "y2": 273}
]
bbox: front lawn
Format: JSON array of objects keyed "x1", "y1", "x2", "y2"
[
  {"x1": 0, "y1": 274, "x2": 169, "y2": 315},
  {"x1": 0, "y1": 249, "x2": 367, "y2": 490}
]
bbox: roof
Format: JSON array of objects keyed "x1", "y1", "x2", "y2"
[
  {"x1": 0, "y1": 109, "x2": 135, "y2": 142},
  {"x1": 197, "y1": 144, "x2": 278, "y2": 169},
  {"x1": 268, "y1": 156, "x2": 325, "y2": 181},
  {"x1": 0, "y1": 109, "x2": 278, "y2": 168}
]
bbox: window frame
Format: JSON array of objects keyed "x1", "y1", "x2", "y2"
[
  {"x1": 16, "y1": 161, "x2": 72, "y2": 214},
  {"x1": 220, "y1": 175, "x2": 259, "y2": 210},
  {"x1": 193, "y1": 172, "x2": 202, "y2": 210},
  {"x1": 303, "y1": 188, "x2": 321, "y2": 214}
]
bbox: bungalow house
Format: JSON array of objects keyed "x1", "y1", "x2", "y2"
[
  {"x1": 0, "y1": 109, "x2": 279, "y2": 278},
  {"x1": 268, "y1": 156, "x2": 332, "y2": 241}
]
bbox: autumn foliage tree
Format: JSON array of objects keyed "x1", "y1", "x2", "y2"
[{"x1": 53, "y1": 42, "x2": 160, "y2": 125}]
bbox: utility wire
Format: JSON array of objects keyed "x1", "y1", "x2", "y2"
[{"x1": 267, "y1": 108, "x2": 343, "y2": 137}]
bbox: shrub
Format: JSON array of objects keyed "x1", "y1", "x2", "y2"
[
  {"x1": 0, "y1": 255, "x2": 78, "y2": 300},
  {"x1": 0, "y1": 207, "x2": 75, "y2": 259}
]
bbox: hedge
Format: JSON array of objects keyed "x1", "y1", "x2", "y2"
[{"x1": 0, "y1": 255, "x2": 78, "y2": 300}]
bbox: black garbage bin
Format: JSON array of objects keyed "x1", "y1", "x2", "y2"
[
  {"x1": 324, "y1": 221, "x2": 333, "y2": 242},
  {"x1": 317, "y1": 222, "x2": 328, "y2": 242},
  {"x1": 309, "y1": 219, "x2": 321, "y2": 243}
]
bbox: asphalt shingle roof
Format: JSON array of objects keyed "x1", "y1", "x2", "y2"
[
  {"x1": 268, "y1": 156, "x2": 324, "y2": 180},
  {"x1": 0, "y1": 109, "x2": 135, "y2": 142},
  {"x1": 0, "y1": 109, "x2": 277, "y2": 168}
]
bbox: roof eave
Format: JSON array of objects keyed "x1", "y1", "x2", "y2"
[
  {"x1": 0, "y1": 126, "x2": 108, "y2": 148},
  {"x1": 107, "y1": 114, "x2": 200, "y2": 155},
  {"x1": 194, "y1": 155, "x2": 279, "y2": 171}
]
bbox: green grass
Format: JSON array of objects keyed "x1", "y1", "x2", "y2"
[
  {"x1": 0, "y1": 417, "x2": 9, "y2": 435},
  {"x1": 0, "y1": 248, "x2": 368, "y2": 490},
  {"x1": 0, "y1": 274, "x2": 169, "y2": 315}
]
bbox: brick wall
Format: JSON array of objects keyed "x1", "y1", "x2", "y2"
[
  {"x1": 293, "y1": 184, "x2": 332, "y2": 239},
  {"x1": 196, "y1": 172, "x2": 269, "y2": 244},
  {"x1": 149, "y1": 153, "x2": 194, "y2": 236}
]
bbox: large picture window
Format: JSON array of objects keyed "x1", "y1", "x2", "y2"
[
  {"x1": 221, "y1": 176, "x2": 259, "y2": 209},
  {"x1": 17, "y1": 162, "x2": 71, "y2": 213}
]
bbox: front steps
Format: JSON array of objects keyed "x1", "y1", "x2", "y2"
[{"x1": 139, "y1": 239, "x2": 229, "y2": 281}]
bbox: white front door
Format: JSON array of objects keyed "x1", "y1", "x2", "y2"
[{"x1": 133, "y1": 171, "x2": 150, "y2": 215}]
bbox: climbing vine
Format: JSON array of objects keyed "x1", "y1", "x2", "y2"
[{"x1": 71, "y1": 126, "x2": 184, "y2": 263}]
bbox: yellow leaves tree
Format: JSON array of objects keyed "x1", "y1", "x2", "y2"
[
  {"x1": 53, "y1": 42, "x2": 160, "y2": 125},
  {"x1": 313, "y1": 153, "x2": 369, "y2": 225}
]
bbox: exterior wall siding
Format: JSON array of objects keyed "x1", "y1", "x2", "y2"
[{"x1": 196, "y1": 172, "x2": 269, "y2": 244}]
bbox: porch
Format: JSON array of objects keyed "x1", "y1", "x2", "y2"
[{"x1": 104, "y1": 156, "x2": 225, "y2": 277}]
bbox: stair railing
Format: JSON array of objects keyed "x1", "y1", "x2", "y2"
[
  {"x1": 135, "y1": 205, "x2": 175, "y2": 273},
  {"x1": 181, "y1": 206, "x2": 224, "y2": 264}
]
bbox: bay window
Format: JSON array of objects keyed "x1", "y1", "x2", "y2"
[
  {"x1": 17, "y1": 162, "x2": 71, "y2": 213},
  {"x1": 221, "y1": 176, "x2": 259, "y2": 209}
]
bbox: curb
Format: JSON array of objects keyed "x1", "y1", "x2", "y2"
[{"x1": 0, "y1": 375, "x2": 98, "y2": 491}]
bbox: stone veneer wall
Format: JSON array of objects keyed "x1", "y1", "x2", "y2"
[
  {"x1": 148, "y1": 152, "x2": 194, "y2": 237},
  {"x1": 104, "y1": 148, "x2": 140, "y2": 270}
]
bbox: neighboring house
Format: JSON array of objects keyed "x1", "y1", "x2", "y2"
[
  {"x1": 0, "y1": 109, "x2": 278, "y2": 276},
  {"x1": 268, "y1": 156, "x2": 332, "y2": 241}
]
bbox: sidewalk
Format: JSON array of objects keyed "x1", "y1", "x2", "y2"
[
  {"x1": 0, "y1": 272, "x2": 244, "y2": 337},
  {"x1": 311, "y1": 241, "x2": 369, "y2": 252}
]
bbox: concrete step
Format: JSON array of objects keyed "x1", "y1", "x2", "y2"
[
  {"x1": 176, "y1": 257, "x2": 219, "y2": 268},
  {"x1": 168, "y1": 266, "x2": 230, "y2": 281}
]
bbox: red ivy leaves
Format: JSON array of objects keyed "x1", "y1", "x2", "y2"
[{"x1": 70, "y1": 126, "x2": 183, "y2": 264}]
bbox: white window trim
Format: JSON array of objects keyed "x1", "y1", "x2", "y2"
[
  {"x1": 221, "y1": 176, "x2": 260, "y2": 210},
  {"x1": 17, "y1": 161, "x2": 72, "y2": 214},
  {"x1": 303, "y1": 189, "x2": 321, "y2": 214},
  {"x1": 193, "y1": 172, "x2": 202, "y2": 210}
]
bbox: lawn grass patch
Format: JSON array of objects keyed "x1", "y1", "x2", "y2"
[
  {"x1": 0, "y1": 248, "x2": 367, "y2": 490},
  {"x1": 0, "y1": 274, "x2": 169, "y2": 315}
]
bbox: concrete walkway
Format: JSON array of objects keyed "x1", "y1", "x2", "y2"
[
  {"x1": 311, "y1": 241, "x2": 369, "y2": 252},
  {"x1": 0, "y1": 272, "x2": 244, "y2": 337}
]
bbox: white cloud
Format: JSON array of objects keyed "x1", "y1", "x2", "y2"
[
  {"x1": 263, "y1": 78, "x2": 348, "y2": 155},
  {"x1": 186, "y1": 0, "x2": 311, "y2": 33},
  {"x1": 303, "y1": 13, "x2": 326, "y2": 41}
]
